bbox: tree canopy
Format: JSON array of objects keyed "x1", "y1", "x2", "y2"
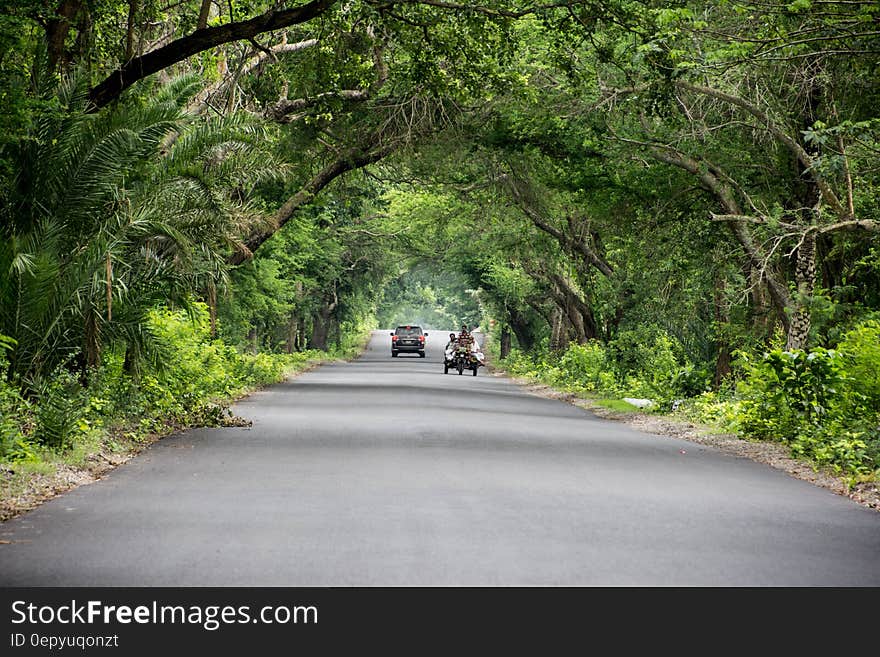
[{"x1": 2, "y1": 0, "x2": 879, "y2": 473}]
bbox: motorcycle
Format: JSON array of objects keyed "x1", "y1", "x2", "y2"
[{"x1": 444, "y1": 343, "x2": 485, "y2": 376}]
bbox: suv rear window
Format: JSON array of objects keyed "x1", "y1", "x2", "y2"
[{"x1": 395, "y1": 326, "x2": 423, "y2": 336}]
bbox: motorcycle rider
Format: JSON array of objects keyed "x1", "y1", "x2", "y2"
[
  {"x1": 444, "y1": 333, "x2": 458, "y2": 368},
  {"x1": 457, "y1": 324, "x2": 473, "y2": 349},
  {"x1": 446, "y1": 333, "x2": 458, "y2": 350}
]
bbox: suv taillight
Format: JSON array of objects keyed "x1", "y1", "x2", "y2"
[
  {"x1": 419, "y1": 335, "x2": 425, "y2": 342},
  {"x1": 392, "y1": 335, "x2": 398, "y2": 341}
]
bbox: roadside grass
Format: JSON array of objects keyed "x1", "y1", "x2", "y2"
[{"x1": 591, "y1": 398, "x2": 641, "y2": 413}]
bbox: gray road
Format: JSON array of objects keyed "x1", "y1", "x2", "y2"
[{"x1": 2, "y1": 331, "x2": 879, "y2": 585}]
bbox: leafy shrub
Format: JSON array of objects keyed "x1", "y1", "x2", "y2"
[
  {"x1": 0, "y1": 369, "x2": 34, "y2": 461},
  {"x1": 556, "y1": 342, "x2": 612, "y2": 391},
  {"x1": 0, "y1": 303, "x2": 328, "y2": 458},
  {"x1": 501, "y1": 329, "x2": 706, "y2": 407},
  {"x1": 836, "y1": 320, "x2": 880, "y2": 413},
  {"x1": 732, "y1": 322, "x2": 880, "y2": 474},
  {"x1": 501, "y1": 321, "x2": 878, "y2": 477},
  {"x1": 735, "y1": 348, "x2": 845, "y2": 439},
  {"x1": 606, "y1": 327, "x2": 673, "y2": 382},
  {"x1": 678, "y1": 390, "x2": 742, "y2": 429},
  {"x1": 33, "y1": 369, "x2": 88, "y2": 451},
  {"x1": 606, "y1": 328, "x2": 706, "y2": 405},
  {"x1": 670, "y1": 363, "x2": 712, "y2": 398},
  {"x1": 142, "y1": 305, "x2": 298, "y2": 425}
]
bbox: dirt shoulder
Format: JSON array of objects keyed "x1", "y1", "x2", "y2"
[
  {"x1": 492, "y1": 370, "x2": 880, "y2": 512},
  {"x1": 1, "y1": 444, "x2": 147, "y2": 524}
]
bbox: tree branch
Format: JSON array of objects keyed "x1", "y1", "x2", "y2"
[
  {"x1": 635, "y1": 141, "x2": 794, "y2": 327},
  {"x1": 503, "y1": 174, "x2": 614, "y2": 278},
  {"x1": 88, "y1": 0, "x2": 337, "y2": 108},
  {"x1": 188, "y1": 38, "x2": 319, "y2": 114},
  {"x1": 268, "y1": 89, "x2": 370, "y2": 121},
  {"x1": 267, "y1": 33, "x2": 388, "y2": 122},
  {"x1": 815, "y1": 219, "x2": 878, "y2": 234},
  {"x1": 674, "y1": 80, "x2": 849, "y2": 218},
  {"x1": 228, "y1": 139, "x2": 399, "y2": 264}
]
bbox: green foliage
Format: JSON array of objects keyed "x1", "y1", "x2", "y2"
[
  {"x1": 557, "y1": 341, "x2": 614, "y2": 391},
  {"x1": 1, "y1": 0, "x2": 879, "y2": 490},
  {"x1": 33, "y1": 369, "x2": 88, "y2": 451},
  {"x1": 836, "y1": 320, "x2": 880, "y2": 414},
  {"x1": 735, "y1": 349, "x2": 845, "y2": 437},
  {"x1": 0, "y1": 72, "x2": 276, "y2": 387},
  {"x1": 0, "y1": 299, "x2": 334, "y2": 462},
  {"x1": 0, "y1": 338, "x2": 34, "y2": 460},
  {"x1": 693, "y1": 321, "x2": 880, "y2": 475},
  {"x1": 135, "y1": 304, "x2": 312, "y2": 428},
  {"x1": 377, "y1": 263, "x2": 483, "y2": 330},
  {"x1": 501, "y1": 328, "x2": 705, "y2": 406}
]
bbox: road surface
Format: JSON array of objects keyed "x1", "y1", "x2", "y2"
[{"x1": 2, "y1": 331, "x2": 879, "y2": 585}]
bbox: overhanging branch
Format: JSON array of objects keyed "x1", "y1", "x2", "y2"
[{"x1": 88, "y1": 0, "x2": 337, "y2": 108}]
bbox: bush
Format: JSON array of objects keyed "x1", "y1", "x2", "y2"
[
  {"x1": 678, "y1": 390, "x2": 742, "y2": 429},
  {"x1": 33, "y1": 368, "x2": 88, "y2": 451},
  {"x1": 606, "y1": 328, "x2": 708, "y2": 405},
  {"x1": 0, "y1": 335, "x2": 35, "y2": 460},
  {"x1": 0, "y1": 372, "x2": 33, "y2": 460},
  {"x1": 731, "y1": 321, "x2": 880, "y2": 474},
  {"x1": 0, "y1": 304, "x2": 330, "y2": 459},
  {"x1": 501, "y1": 329, "x2": 707, "y2": 407},
  {"x1": 142, "y1": 305, "x2": 299, "y2": 425},
  {"x1": 556, "y1": 342, "x2": 611, "y2": 392},
  {"x1": 837, "y1": 320, "x2": 880, "y2": 413},
  {"x1": 735, "y1": 348, "x2": 845, "y2": 439}
]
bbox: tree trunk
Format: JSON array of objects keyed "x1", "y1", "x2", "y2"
[
  {"x1": 286, "y1": 314, "x2": 299, "y2": 354},
  {"x1": 713, "y1": 273, "x2": 731, "y2": 387},
  {"x1": 564, "y1": 298, "x2": 588, "y2": 344},
  {"x1": 309, "y1": 290, "x2": 338, "y2": 351},
  {"x1": 125, "y1": 0, "x2": 139, "y2": 60},
  {"x1": 197, "y1": 0, "x2": 213, "y2": 29},
  {"x1": 206, "y1": 282, "x2": 217, "y2": 339},
  {"x1": 509, "y1": 308, "x2": 535, "y2": 351},
  {"x1": 310, "y1": 313, "x2": 329, "y2": 351},
  {"x1": 549, "y1": 308, "x2": 567, "y2": 352},
  {"x1": 247, "y1": 327, "x2": 258, "y2": 354},
  {"x1": 785, "y1": 72, "x2": 822, "y2": 351},
  {"x1": 549, "y1": 273, "x2": 597, "y2": 343},
  {"x1": 500, "y1": 325, "x2": 511, "y2": 359},
  {"x1": 45, "y1": 0, "x2": 83, "y2": 71},
  {"x1": 786, "y1": 231, "x2": 817, "y2": 350}
]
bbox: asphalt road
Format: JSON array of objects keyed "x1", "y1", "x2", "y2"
[{"x1": 2, "y1": 331, "x2": 879, "y2": 586}]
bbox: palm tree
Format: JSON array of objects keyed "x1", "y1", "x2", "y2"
[{"x1": 0, "y1": 71, "x2": 280, "y2": 390}]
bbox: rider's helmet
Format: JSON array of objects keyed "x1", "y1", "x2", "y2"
[{"x1": 449, "y1": 333, "x2": 456, "y2": 340}]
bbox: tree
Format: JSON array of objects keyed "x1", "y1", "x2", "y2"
[{"x1": 0, "y1": 73, "x2": 277, "y2": 386}]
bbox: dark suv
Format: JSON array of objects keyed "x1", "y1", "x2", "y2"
[{"x1": 391, "y1": 325, "x2": 427, "y2": 357}]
